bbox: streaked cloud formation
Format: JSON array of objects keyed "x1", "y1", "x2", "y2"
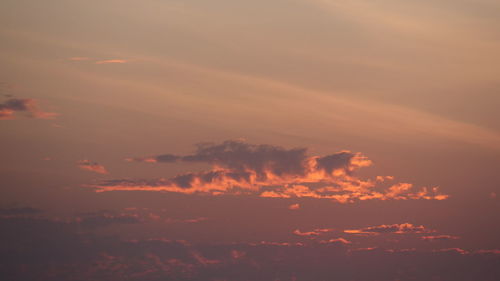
[
  {"x1": 1, "y1": 211, "x2": 498, "y2": 281},
  {"x1": 95, "y1": 59, "x2": 127, "y2": 65},
  {"x1": 68, "y1": 57, "x2": 127, "y2": 64},
  {"x1": 96, "y1": 140, "x2": 447, "y2": 203},
  {"x1": 344, "y1": 223, "x2": 434, "y2": 235},
  {"x1": 293, "y1": 228, "x2": 333, "y2": 238},
  {"x1": 422, "y1": 235, "x2": 460, "y2": 242},
  {"x1": 77, "y1": 160, "x2": 109, "y2": 175},
  {"x1": 0, "y1": 98, "x2": 57, "y2": 120}
]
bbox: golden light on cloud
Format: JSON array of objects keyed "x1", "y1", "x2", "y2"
[
  {"x1": 77, "y1": 160, "x2": 109, "y2": 175},
  {"x1": 90, "y1": 141, "x2": 447, "y2": 203}
]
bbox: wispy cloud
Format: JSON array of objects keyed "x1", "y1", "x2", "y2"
[
  {"x1": 293, "y1": 228, "x2": 333, "y2": 238},
  {"x1": 421, "y1": 235, "x2": 460, "y2": 242},
  {"x1": 95, "y1": 59, "x2": 127, "y2": 65},
  {"x1": 344, "y1": 223, "x2": 434, "y2": 235},
  {"x1": 0, "y1": 98, "x2": 58, "y2": 120},
  {"x1": 77, "y1": 160, "x2": 109, "y2": 174},
  {"x1": 68, "y1": 57, "x2": 127, "y2": 64},
  {"x1": 319, "y1": 238, "x2": 351, "y2": 244}
]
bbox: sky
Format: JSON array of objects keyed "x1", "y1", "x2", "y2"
[{"x1": 0, "y1": 0, "x2": 499, "y2": 280}]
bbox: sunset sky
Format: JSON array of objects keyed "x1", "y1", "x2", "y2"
[{"x1": 1, "y1": 1, "x2": 499, "y2": 280}]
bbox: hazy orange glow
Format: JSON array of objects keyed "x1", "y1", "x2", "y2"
[{"x1": 1, "y1": 0, "x2": 499, "y2": 279}]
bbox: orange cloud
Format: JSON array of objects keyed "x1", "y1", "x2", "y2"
[
  {"x1": 421, "y1": 235, "x2": 459, "y2": 242},
  {"x1": 0, "y1": 98, "x2": 58, "y2": 120},
  {"x1": 91, "y1": 141, "x2": 447, "y2": 203},
  {"x1": 77, "y1": 160, "x2": 109, "y2": 174},
  {"x1": 288, "y1": 203, "x2": 300, "y2": 210},
  {"x1": 293, "y1": 228, "x2": 333, "y2": 237},
  {"x1": 345, "y1": 223, "x2": 434, "y2": 235},
  {"x1": 319, "y1": 238, "x2": 351, "y2": 245},
  {"x1": 95, "y1": 59, "x2": 127, "y2": 65}
]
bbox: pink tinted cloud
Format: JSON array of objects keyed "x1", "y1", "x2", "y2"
[
  {"x1": 319, "y1": 238, "x2": 351, "y2": 244},
  {"x1": 288, "y1": 203, "x2": 300, "y2": 210},
  {"x1": 293, "y1": 228, "x2": 333, "y2": 237},
  {"x1": 95, "y1": 59, "x2": 127, "y2": 65},
  {"x1": 77, "y1": 160, "x2": 109, "y2": 175},
  {"x1": 0, "y1": 98, "x2": 58, "y2": 120},
  {"x1": 344, "y1": 223, "x2": 434, "y2": 235},
  {"x1": 421, "y1": 235, "x2": 459, "y2": 242}
]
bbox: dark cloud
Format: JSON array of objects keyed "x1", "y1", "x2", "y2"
[
  {"x1": 77, "y1": 211, "x2": 141, "y2": 228},
  {"x1": 0, "y1": 213, "x2": 499, "y2": 281},
  {"x1": 0, "y1": 98, "x2": 57, "y2": 120},
  {"x1": 130, "y1": 140, "x2": 310, "y2": 179},
  {"x1": 316, "y1": 151, "x2": 356, "y2": 174},
  {"x1": 0, "y1": 207, "x2": 42, "y2": 217}
]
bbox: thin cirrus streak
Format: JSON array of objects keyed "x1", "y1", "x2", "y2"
[
  {"x1": 293, "y1": 228, "x2": 334, "y2": 237},
  {"x1": 90, "y1": 140, "x2": 448, "y2": 203},
  {"x1": 94, "y1": 59, "x2": 128, "y2": 65},
  {"x1": 344, "y1": 223, "x2": 434, "y2": 235},
  {"x1": 319, "y1": 238, "x2": 352, "y2": 244},
  {"x1": 421, "y1": 235, "x2": 460, "y2": 241}
]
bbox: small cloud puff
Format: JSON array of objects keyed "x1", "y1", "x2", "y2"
[
  {"x1": 0, "y1": 98, "x2": 58, "y2": 120},
  {"x1": 77, "y1": 160, "x2": 109, "y2": 174}
]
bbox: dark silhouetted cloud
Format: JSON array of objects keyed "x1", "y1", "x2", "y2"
[{"x1": 0, "y1": 212, "x2": 498, "y2": 281}]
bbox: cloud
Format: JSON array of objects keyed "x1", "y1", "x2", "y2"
[
  {"x1": 0, "y1": 98, "x2": 58, "y2": 120},
  {"x1": 293, "y1": 228, "x2": 333, "y2": 238},
  {"x1": 288, "y1": 203, "x2": 300, "y2": 210},
  {"x1": 319, "y1": 238, "x2": 351, "y2": 244},
  {"x1": 95, "y1": 59, "x2": 127, "y2": 64},
  {"x1": 77, "y1": 160, "x2": 109, "y2": 174},
  {"x1": 0, "y1": 207, "x2": 42, "y2": 217},
  {"x1": 92, "y1": 140, "x2": 447, "y2": 203},
  {"x1": 421, "y1": 235, "x2": 460, "y2": 242},
  {"x1": 76, "y1": 212, "x2": 141, "y2": 228},
  {"x1": 68, "y1": 57, "x2": 127, "y2": 64},
  {"x1": 0, "y1": 208, "x2": 498, "y2": 281},
  {"x1": 344, "y1": 223, "x2": 434, "y2": 235},
  {"x1": 1, "y1": 214, "x2": 498, "y2": 281}
]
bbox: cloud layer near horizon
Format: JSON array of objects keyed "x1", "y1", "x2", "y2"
[
  {"x1": 0, "y1": 211, "x2": 498, "y2": 281},
  {"x1": 92, "y1": 140, "x2": 447, "y2": 203}
]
